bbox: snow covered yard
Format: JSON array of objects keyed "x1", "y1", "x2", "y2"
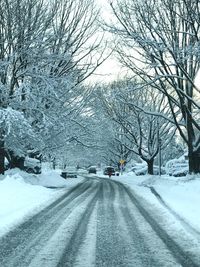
[
  {"x1": 0, "y1": 168, "x2": 84, "y2": 237},
  {"x1": 111, "y1": 172, "x2": 200, "y2": 233}
]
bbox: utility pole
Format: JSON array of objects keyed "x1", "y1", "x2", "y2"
[
  {"x1": 159, "y1": 138, "x2": 162, "y2": 176},
  {"x1": 0, "y1": 130, "x2": 5, "y2": 175},
  {"x1": 157, "y1": 121, "x2": 161, "y2": 176}
]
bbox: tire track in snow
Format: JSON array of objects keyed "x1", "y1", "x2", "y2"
[
  {"x1": 96, "y1": 179, "x2": 150, "y2": 267},
  {"x1": 55, "y1": 181, "x2": 101, "y2": 267},
  {"x1": 96, "y1": 179, "x2": 129, "y2": 267},
  {"x1": 149, "y1": 186, "x2": 200, "y2": 238},
  {"x1": 116, "y1": 183, "x2": 162, "y2": 266},
  {"x1": 0, "y1": 179, "x2": 95, "y2": 267},
  {"x1": 1, "y1": 177, "x2": 200, "y2": 267},
  {"x1": 120, "y1": 182, "x2": 200, "y2": 267}
]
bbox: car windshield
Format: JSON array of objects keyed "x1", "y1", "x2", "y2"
[
  {"x1": 64, "y1": 167, "x2": 76, "y2": 172},
  {"x1": 106, "y1": 167, "x2": 114, "y2": 171}
]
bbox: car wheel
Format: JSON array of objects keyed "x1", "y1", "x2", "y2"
[{"x1": 26, "y1": 168, "x2": 33, "y2": 173}]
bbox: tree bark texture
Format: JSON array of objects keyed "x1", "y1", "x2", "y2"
[
  {"x1": 9, "y1": 152, "x2": 25, "y2": 169},
  {"x1": 147, "y1": 159, "x2": 154, "y2": 175},
  {"x1": 188, "y1": 150, "x2": 200, "y2": 174},
  {"x1": 0, "y1": 140, "x2": 5, "y2": 175}
]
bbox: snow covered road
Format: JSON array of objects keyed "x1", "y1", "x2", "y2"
[{"x1": 0, "y1": 177, "x2": 200, "y2": 267}]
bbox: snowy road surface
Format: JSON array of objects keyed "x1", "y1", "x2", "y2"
[{"x1": 0, "y1": 177, "x2": 200, "y2": 267}]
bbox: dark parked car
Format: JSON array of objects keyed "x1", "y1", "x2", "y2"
[
  {"x1": 88, "y1": 166, "x2": 97, "y2": 174},
  {"x1": 103, "y1": 166, "x2": 115, "y2": 176},
  {"x1": 61, "y1": 167, "x2": 77, "y2": 178},
  {"x1": 172, "y1": 167, "x2": 188, "y2": 177}
]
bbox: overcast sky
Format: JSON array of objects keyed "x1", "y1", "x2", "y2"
[{"x1": 87, "y1": 0, "x2": 122, "y2": 83}]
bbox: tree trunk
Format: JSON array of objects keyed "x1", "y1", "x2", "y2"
[
  {"x1": 187, "y1": 117, "x2": 200, "y2": 173},
  {"x1": 52, "y1": 158, "x2": 56, "y2": 170},
  {"x1": 188, "y1": 148, "x2": 200, "y2": 174},
  {"x1": 147, "y1": 159, "x2": 154, "y2": 175},
  {"x1": 0, "y1": 140, "x2": 5, "y2": 175},
  {"x1": 9, "y1": 151, "x2": 25, "y2": 169}
]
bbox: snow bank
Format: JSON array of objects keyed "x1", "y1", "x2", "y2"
[
  {"x1": 111, "y1": 172, "x2": 200, "y2": 232},
  {"x1": 146, "y1": 175, "x2": 200, "y2": 231},
  {"x1": 0, "y1": 168, "x2": 84, "y2": 237}
]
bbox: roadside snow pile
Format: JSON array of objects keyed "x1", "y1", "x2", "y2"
[
  {"x1": 4, "y1": 168, "x2": 85, "y2": 187},
  {"x1": 0, "y1": 168, "x2": 84, "y2": 237},
  {"x1": 148, "y1": 175, "x2": 200, "y2": 231},
  {"x1": 0, "y1": 173, "x2": 57, "y2": 236},
  {"x1": 112, "y1": 172, "x2": 200, "y2": 232},
  {"x1": 36, "y1": 169, "x2": 84, "y2": 187}
]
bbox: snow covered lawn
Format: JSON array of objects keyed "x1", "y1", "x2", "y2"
[{"x1": 0, "y1": 168, "x2": 84, "y2": 237}]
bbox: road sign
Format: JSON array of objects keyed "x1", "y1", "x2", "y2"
[{"x1": 119, "y1": 159, "x2": 125, "y2": 165}]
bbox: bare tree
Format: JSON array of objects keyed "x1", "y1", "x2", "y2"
[
  {"x1": 109, "y1": 0, "x2": 200, "y2": 173},
  {"x1": 100, "y1": 80, "x2": 176, "y2": 174}
]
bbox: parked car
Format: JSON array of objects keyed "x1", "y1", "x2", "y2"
[
  {"x1": 133, "y1": 164, "x2": 165, "y2": 176},
  {"x1": 165, "y1": 158, "x2": 188, "y2": 176},
  {"x1": 77, "y1": 168, "x2": 88, "y2": 175},
  {"x1": 88, "y1": 166, "x2": 97, "y2": 174},
  {"x1": 23, "y1": 157, "x2": 41, "y2": 174},
  {"x1": 135, "y1": 166, "x2": 147, "y2": 176},
  {"x1": 61, "y1": 167, "x2": 77, "y2": 178},
  {"x1": 172, "y1": 167, "x2": 189, "y2": 177},
  {"x1": 103, "y1": 166, "x2": 115, "y2": 176},
  {"x1": 132, "y1": 163, "x2": 146, "y2": 172}
]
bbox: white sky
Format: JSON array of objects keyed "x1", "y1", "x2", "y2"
[
  {"x1": 87, "y1": 0, "x2": 123, "y2": 83},
  {"x1": 88, "y1": 56, "x2": 123, "y2": 83}
]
